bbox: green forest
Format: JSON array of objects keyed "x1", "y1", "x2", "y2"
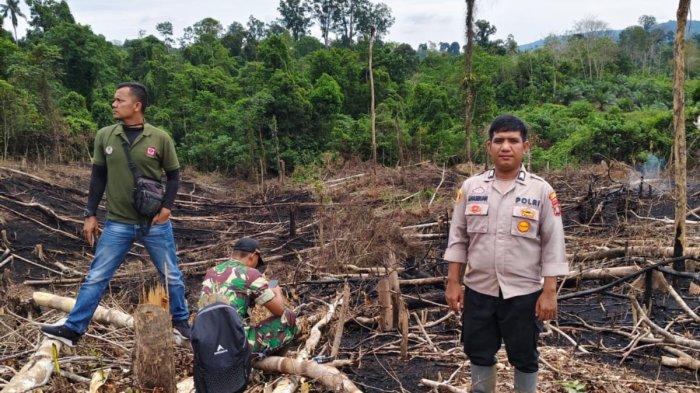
[{"x1": 0, "y1": 0, "x2": 699, "y2": 177}]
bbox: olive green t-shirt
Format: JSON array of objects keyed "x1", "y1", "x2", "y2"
[{"x1": 92, "y1": 123, "x2": 180, "y2": 224}]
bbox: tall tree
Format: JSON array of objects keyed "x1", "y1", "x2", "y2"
[
  {"x1": 156, "y1": 21, "x2": 174, "y2": 46},
  {"x1": 278, "y1": 0, "x2": 313, "y2": 41},
  {"x1": 1, "y1": 0, "x2": 26, "y2": 41},
  {"x1": 25, "y1": 0, "x2": 74, "y2": 33},
  {"x1": 474, "y1": 19, "x2": 496, "y2": 47},
  {"x1": 246, "y1": 15, "x2": 266, "y2": 41},
  {"x1": 9, "y1": 43, "x2": 65, "y2": 158},
  {"x1": 638, "y1": 15, "x2": 657, "y2": 32},
  {"x1": 333, "y1": 0, "x2": 369, "y2": 44},
  {"x1": 355, "y1": 1, "x2": 393, "y2": 39},
  {"x1": 570, "y1": 17, "x2": 611, "y2": 79},
  {"x1": 369, "y1": 25, "x2": 376, "y2": 165},
  {"x1": 311, "y1": 0, "x2": 339, "y2": 47},
  {"x1": 671, "y1": 0, "x2": 690, "y2": 279},
  {"x1": 464, "y1": 0, "x2": 476, "y2": 162}
]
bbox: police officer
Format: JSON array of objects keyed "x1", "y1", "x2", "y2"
[
  {"x1": 41, "y1": 82, "x2": 191, "y2": 346},
  {"x1": 444, "y1": 115, "x2": 568, "y2": 393}
]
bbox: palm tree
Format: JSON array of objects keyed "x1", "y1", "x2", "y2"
[{"x1": 1, "y1": 0, "x2": 26, "y2": 42}]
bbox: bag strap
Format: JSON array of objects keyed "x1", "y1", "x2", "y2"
[
  {"x1": 119, "y1": 135, "x2": 144, "y2": 180},
  {"x1": 117, "y1": 126, "x2": 156, "y2": 232}
]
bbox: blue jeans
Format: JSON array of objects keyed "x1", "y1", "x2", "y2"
[{"x1": 64, "y1": 220, "x2": 189, "y2": 334}]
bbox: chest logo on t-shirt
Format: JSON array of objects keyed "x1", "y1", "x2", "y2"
[
  {"x1": 105, "y1": 146, "x2": 113, "y2": 155},
  {"x1": 146, "y1": 146, "x2": 157, "y2": 158}
]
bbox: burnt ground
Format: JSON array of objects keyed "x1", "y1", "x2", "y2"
[{"x1": 0, "y1": 160, "x2": 698, "y2": 392}]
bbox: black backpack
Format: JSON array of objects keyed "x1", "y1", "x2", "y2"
[{"x1": 192, "y1": 302, "x2": 252, "y2": 393}]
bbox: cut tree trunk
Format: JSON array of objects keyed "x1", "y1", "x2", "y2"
[
  {"x1": 378, "y1": 276, "x2": 393, "y2": 330},
  {"x1": 132, "y1": 304, "x2": 176, "y2": 393}
]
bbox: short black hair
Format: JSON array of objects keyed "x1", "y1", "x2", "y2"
[
  {"x1": 488, "y1": 114, "x2": 528, "y2": 141},
  {"x1": 117, "y1": 82, "x2": 149, "y2": 113},
  {"x1": 231, "y1": 249, "x2": 253, "y2": 260}
]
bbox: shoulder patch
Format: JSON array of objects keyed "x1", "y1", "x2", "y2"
[
  {"x1": 548, "y1": 191, "x2": 561, "y2": 216},
  {"x1": 455, "y1": 188, "x2": 464, "y2": 202}
]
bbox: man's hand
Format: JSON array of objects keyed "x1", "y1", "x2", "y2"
[
  {"x1": 151, "y1": 207, "x2": 171, "y2": 225},
  {"x1": 536, "y1": 277, "x2": 558, "y2": 321},
  {"x1": 83, "y1": 216, "x2": 100, "y2": 247},
  {"x1": 445, "y1": 280, "x2": 464, "y2": 313},
  {"x1": 445, "y1": 262, "x2": 466, "y2": 313}
]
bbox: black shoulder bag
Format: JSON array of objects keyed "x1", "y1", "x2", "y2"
[{"x1": 120, "y1": 138, "x2": 164, "y2": 222}]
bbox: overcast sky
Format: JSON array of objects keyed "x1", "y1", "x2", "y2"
[{"x1": 3, "y1": 0, "x2": 699, "y2": 47}]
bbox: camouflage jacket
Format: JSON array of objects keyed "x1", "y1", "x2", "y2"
[{"x1": 200, "y1": 259, "x2": 275, "y2": 320}]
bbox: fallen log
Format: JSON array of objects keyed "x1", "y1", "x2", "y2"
[
  {"x1": 33, "y1": 292, "x2": 134, "y2": 328},
  {"x1": 420, "y1": 378, "x2": 468, "y2": 393},
  {"x1": 331, "y1": 283, "x2": 351, "y2": 358},
  {"x1": 559, "y1": 257, "x2": 690, "y2": 300},
  {"x1": 0, "y1": 339, "x2": 62, "y2": 393},
  {"x1": 661, "y1": 356, "x2": 700, "y2": 371},
  {"x1": 568, "y1": 247, "x2": 700, "y2": 263},
  {"x1": 257, "y1": 357, "x2": 362, "y2": 393},
  {"x1": 630, "y1": 297, "x2": 700, "y2": 350},
  {"x1": 273, "y1": 294, "x2": 344, "y2": 393},
  {"x1": 176, "y1": 357, "x2": 362, "y2": 393},
  {"x1": 2, "y1": 293, "x2": 137, "y2": 393},
  {"x1": 1, "y1": 292, "x2": 134, "y2": 393}
]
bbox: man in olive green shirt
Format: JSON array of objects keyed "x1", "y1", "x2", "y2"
[{"x1": 41, "y1": 82, "x2": 190, "y2": 346}]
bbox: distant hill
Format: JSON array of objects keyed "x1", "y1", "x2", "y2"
[{"x1": 518, "y1": 20, "x2": 700, "y2": 51}]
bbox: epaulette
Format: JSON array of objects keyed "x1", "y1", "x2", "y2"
[{"x1": 529, "y1": 173, "x2": 545, "y2": 182}]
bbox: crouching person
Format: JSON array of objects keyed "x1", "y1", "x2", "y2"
[
  {"x1": 192, "y1": 237, "x2": 298, "y2": 392},
  {"x1": 199, "y1": 237, "x2": 298, "y2": 354}
]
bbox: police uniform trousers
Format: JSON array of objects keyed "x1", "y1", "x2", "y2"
[{"x1": 461, "y1": 287, "x2": 541, "y2": 373}]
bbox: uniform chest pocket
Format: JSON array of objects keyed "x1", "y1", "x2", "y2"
[
  {"x1": 511, "y1": 206, "x2": 540, "y2": 239},
  {"x1": 465, "y1": 203, "x2": 489, "y2": 234}
]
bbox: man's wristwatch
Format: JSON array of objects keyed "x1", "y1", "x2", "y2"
[{"x1": 83, "y1": 209, "x2": 96, "y2": 218}]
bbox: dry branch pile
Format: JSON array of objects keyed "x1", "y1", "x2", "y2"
[{"x1": 0, "y1": 160, "x2": 698, "y2": 392}]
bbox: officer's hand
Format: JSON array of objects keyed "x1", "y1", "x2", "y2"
[
  {"x1": 445, "y1": 280, "x2": 464, "y2": 313},
  {"x1": 535, "y1": 290, "x2": 557, "y2": 321},
  {"x1": 83, "y1": 216, "x2": 100, "y2": 247},
  {"x1": 152, "y1": 207, "x2": 171, "y2": 225}
]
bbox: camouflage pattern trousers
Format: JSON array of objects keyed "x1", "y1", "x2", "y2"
[{"x1": 246, "y1": 309, "x2": 298, "y2": 354}]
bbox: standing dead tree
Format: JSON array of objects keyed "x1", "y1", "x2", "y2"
[
  {"x1": 463, "y1": 0, "x2": 476, "y2": 162},
  {"x1": 369, "y1": 25, "x2": 378, "y2": 166},
  {"x1": 671, "y1": 0, "x2": 690, "y2": 281}
]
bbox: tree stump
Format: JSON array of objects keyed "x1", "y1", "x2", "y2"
[
  {"x1": 377, "y1": 277, "x2": 393, "y2": 331},
  {"x1": 133, "y1": 304, "x2": 176, "y2": 393}
]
